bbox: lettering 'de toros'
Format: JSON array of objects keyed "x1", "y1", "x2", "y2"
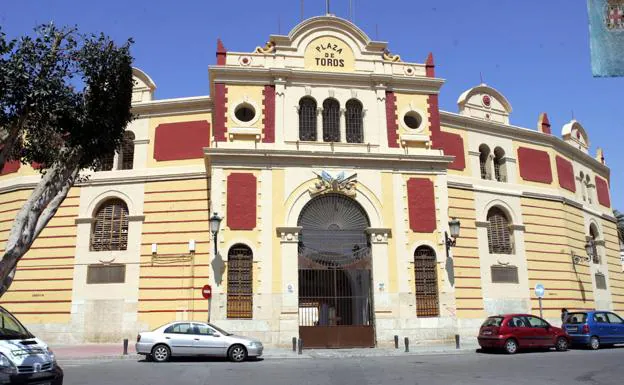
[{"x1": 314, "y1": 42, "x2": 345, "y2": 67}]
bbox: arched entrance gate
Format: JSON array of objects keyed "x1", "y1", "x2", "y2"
[{"x1": 297, "y1": 194, "x2": 375, "y2": 348}]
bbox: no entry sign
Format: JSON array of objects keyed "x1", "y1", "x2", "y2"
[{"x1": 202, "y1": 284, "x2": 212, "y2": 300}]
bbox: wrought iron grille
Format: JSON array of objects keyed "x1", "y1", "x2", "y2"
[
  {"x1": 90, "y1": 199, "x2": 129, "y2": 251},
  {"x1": 491, "y1": 265, "x2": 519, "y2": 283},
  {"x1": 595, "y1": 273, "x2": 607, "y2": 289},
  {"x1": 345, "y1": 99, "x2": 363, "y2": 143},
  {"x1": 97, "y1": 153, "x2": 115, "y2": 171},
  {"x1": 493, "y1": 157, "x2": 503, "y2": 182},
  {"x1": 487, "y1": 207, "x2": 513, "y2": 254},
  {"x1": 120, "y1": 131, "x2": 135, "y2": 170},
  {"x1": 87, "y1": 264, "x2": 126, "y2": 284},
  {"x1": 299, "y1": 97, "x2": 317, "y2": 141},
  {"x1": 590, "y1": 228, "x2": 600, "y2": 264},
  {"x1": 227, "y1": 245, "x2": 253, "y2": 319},
  {"x1": 322, "y1": 99, "x2": 340, "y2": 142},
  {"x1": 414, "y1": 246, "x2": 439, "y2": 317},
  {"x1": 480, "y1": 152, "x2": 489, "y2": 180}
]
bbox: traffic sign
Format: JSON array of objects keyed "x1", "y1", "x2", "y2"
[
  {"x1": 202, "y1": 284, "x2": 212, "y2": 300},
  {"x1": 535, "y1": 283, "x2": 545, "y2": 298}
]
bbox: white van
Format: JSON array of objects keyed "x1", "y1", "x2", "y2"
[{"x1": 0, "y1": 306, "x2": 63, "y2": 384}]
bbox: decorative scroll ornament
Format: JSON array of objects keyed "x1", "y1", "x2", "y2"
[
  {"x1": 309, "y1": 170, "x2": 357, "y2": 197},
  {"x1": 382, "y1": 49, "x2": 402, "y2": 62},
  {"x1": 254, "y1": 40, "x2": 276, "y2": 54}
]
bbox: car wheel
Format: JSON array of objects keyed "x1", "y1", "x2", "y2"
[
  {"x1": 504, "y1": 339, "x2": 518, "y2": 354},
  {"x1": 228, "y1": 344, "x2": 248, "y2": 362},
  {"x1": 589, "y1": 336, "x2": 600, "y2": 350},
  {"x1": 555, "y1": 337, "x2": 568, "y2": 351},
  {"x1": 151, "y1": 344, "x2": 171, "y2": 362}
]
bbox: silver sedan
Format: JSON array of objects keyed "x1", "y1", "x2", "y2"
[{"x1": 136, "y1": 321, "x2": 263, "y2": 362}]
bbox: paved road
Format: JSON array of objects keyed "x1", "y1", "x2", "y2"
[{"x1": 62, "y1": 347, "x2": 624, "y2": 385}]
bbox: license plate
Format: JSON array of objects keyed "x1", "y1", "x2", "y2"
[
  {"x1": 482, "y1": 330, "x2": 492, "y2": 335},
  {"x1": 566, "y1": 326, "x2": 578, "y2": 332}
]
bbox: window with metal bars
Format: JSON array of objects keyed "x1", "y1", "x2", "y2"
[
  {"x1": 120, "y1": 131, "x2": 135, "y2": 170},
  {"x1": 90, "y1": 199, "x2": 129, "y2": 251},
  {"x1": 227, "y1": 244, "x2": 253, "y2": 319},
  {"x1": 322, "y1": 99, "x2": 340, "y2": 142},
  {"x1": 487, "y1": 207, "x2": 513, "y2": 254},
  {"x1": 345, "y1": 99, "x2": 363, "y2": 143},
  {"x1": 414, "y1": 246, "x2": 439, "y2": 317},
  {"x1": 490, "y1": 265, "x2": 519, "y2": 283},
  {"x1": 87, "y1": 264, "x2": 126, "y2": 284},
  {"x1": 479, "y1": 144, "x2": 491, "y2": 180},
  {"x1": 299, "y1": 97, "x2": 317, "y2": 141},
  {"x1": 595, "y1": 272, "x2": 607, "y2": 289},
  {"x1": 493, "y1": 147, "x2": 506, "y2": 182}
]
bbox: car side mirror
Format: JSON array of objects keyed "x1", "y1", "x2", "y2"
[{"x1": 544, "y1": 325, "x2": 550, "y2": 330}]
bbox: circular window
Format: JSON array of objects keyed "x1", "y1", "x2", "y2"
[
  {"x1": 403, "y1": 111, "x2": 422, "y2": 129},
  {"x1": 234, "y1": 104, "x2": 255, "y2": 123}
]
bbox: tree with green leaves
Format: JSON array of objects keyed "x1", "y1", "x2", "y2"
[
  {"x1": 0, "y1": 24, "x2": 134, "y2": 296},
  {"x1": 615, "y1": 209, "x2": 624, "y2": 245}
]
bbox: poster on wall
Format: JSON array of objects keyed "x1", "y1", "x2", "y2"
[{"x1": 588, "y1": 0, "x2": 624, "y2": 77}]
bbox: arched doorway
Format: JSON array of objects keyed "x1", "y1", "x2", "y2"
[{"x1": 297, "y1": 194, "x2": 374, "y2": 348}]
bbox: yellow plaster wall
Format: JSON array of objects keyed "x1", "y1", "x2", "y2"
[
  {"x1": 0, "y1": 163, "x2": 40, "y2": 181},
  {"x1": 138, "y1": 178, "x2": 211, "y2": 329},
  {"x1": 271, "y1": 169, "x2": 285, "y2": 293},
  {"x1": 394, "y1": 93, "x2": 431, "y2": 140},
  {"x1": 0, "y1": 187, "x2": 80, "y2": 324},
  {"x1": 603, "y1": 218, "x2": 624, "y2": 313},
  {"x1": 381, "y1": 172, "x2": 398, "y2": 293},
  {"x1": 441, "y1": 125, "x2": 471, "y2": 177},
  {"x1": 513, "y1": 141, "x2": 558, "y2": 189},
  {"x1": 147, "y1": 113, "x2": 212, "y2": 168},
  {"x1": 448, "y1": 187, "x2": 485, "y2": 319},
  {"x1": 521, "y1": 197, "x2": 594, "y2": 318},
  {"x1": 225, "y1": 85, "x2": 264, "y2": 132}
]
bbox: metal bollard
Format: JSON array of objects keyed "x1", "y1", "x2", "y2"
[
  {"x1": 404, "y1": 337, "x2": 409, "y2": 353},
  {"x1": 455, "y1": 334, "x2": 460, "y2": 349},
  {"x1": 394, "y1": 335, "x2": 399, "y2": 349},
  {"x1": 298, "y1": 338, "x2": 303, "y2": 355},
  {"x1": 123, "y1": 338, "x2": 128, "y2": 355},
  {"x1": 292, "y1": 337, "x2": 297, "y2": 352}
]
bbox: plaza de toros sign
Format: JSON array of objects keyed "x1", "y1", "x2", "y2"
[{"x1": 304, "y1": 36, "x2": 354, "y2": 72}]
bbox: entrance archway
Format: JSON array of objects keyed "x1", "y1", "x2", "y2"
[{"x1": 297, "y1": 194, "x2": 375, "y2": 348}]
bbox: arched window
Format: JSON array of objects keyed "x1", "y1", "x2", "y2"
[
  {"x1": 90, "y1": 199, "x2": 129, "y2": 251},
  {"x1": 119, "y1": 131, "x2": 135, "y2": 170},
  {"x1": 493, "y1": 147, "x2": 507, "y2": 182},
  {"x1": 590, "y1": 225, "x2": 600, "y2": 264},
  {"x1": 579, "y1": 172, "x2": 587, "y2": 201},
  {"x1": 487, "y1": 207, "x2": 513, "y2": 254},
  {"x1": 414, "y1": 246, "x2": 439, "y2": 317},
  {"x1": 322, "y1": 99, "x2": 340, "y2": 142},
  {"x1": 585, "y1": 174, "x2": 593, "y2": 204},
  {"x1": 299, "y1": 97, "x2": 317, "y2": 141},
  {"x1": 227, "y1": 244, "x2": 253, "y2": 319},
  {"x1": 479, "y1": 144, "x2": 491, "y2": 180},
  {"x1": 97, "y1": 153, "x2": 114, "y2": 171},
  {"x1": 345, "y1": 99, "x2": 363, "y2": 143}
]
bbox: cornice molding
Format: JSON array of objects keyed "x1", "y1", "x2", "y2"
[
  {"x1": 132, "y1": 96, "x2": 212, "y2": 118},
  {"x1": 439, "y1": 111, "x2": 610, "y2": 177}
]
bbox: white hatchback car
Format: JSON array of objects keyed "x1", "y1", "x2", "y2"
[{"x1": 136, "y1": 322, "x2": 263, "y2": 363}]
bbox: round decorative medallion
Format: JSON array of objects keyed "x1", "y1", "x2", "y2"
[
  {"x1": 404, "y1": 66, "x2": 415, "y2": 76},
  {"x1": 482, "y1": 95, "x2": 491, "y2": 108},
  {"x1": 239, "y1": 56, "x2": 251, "y2": 66}
]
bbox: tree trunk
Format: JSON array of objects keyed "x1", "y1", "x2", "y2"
[{"x1": 0, "y1": 157, "x2": 80, "y2": 297}]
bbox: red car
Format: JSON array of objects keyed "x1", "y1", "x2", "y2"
[{"x1": 478, "y1": 314, "x2": 570, "y2": 354}]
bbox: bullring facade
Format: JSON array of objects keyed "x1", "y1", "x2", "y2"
[{"x1": 0, "y1": 15, "x2": 621, "y2": 348}]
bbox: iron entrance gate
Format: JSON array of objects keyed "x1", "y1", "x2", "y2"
[{"x1": 297, "y1": 194, "x2": 375, "y2": 348}]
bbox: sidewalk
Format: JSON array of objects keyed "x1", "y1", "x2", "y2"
[{"x1": 51, "y1": 342, "x2": 479, "y2": 362}]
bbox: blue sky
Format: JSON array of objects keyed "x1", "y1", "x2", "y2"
[{"x1": 1, "y1": 1, "x2": 622, "y2": 210}]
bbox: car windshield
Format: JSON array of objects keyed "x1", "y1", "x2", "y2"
[
  {"x1": 0, "y1": 308, "x2": 33, "y2": 340},
  {"x1": 565, "y1": 312, "x2": 587, "y2": 324},
  {"x1": 482, "y1": 317, "x2": 503, "y2": 327},
  {"x1": 208, "y1": 323, "x2": 233, "y2": 336}
]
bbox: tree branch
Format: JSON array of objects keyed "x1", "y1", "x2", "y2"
[{"x1": 33, "y1": 164, "x2": 79, "y2": 239}]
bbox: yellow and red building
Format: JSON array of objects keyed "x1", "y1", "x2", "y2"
[{"x1": 0, "y1": 15, "x2": 621, "y2": 348}]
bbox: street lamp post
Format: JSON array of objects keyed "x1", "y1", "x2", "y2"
[{"x1": 208, "y1": 212, "x2": 223, "y2": 323}]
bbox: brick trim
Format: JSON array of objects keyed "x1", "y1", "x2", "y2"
[
  {"x1": 262, "y1": 85, "x2": 275, "y2": 143},
  {"x1": 385, "y1": 91, "x2": 399, "y2": 148},
  {"x1": 213, "y1": 83, "x2": 228, "y2": 142}
]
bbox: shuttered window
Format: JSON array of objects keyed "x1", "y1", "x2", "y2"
[
  {"x1": 120, "y1": 131, "x2": 135, "y2": 170},
  {"x1": 487, "y1": 207, "x2": 513, "y2": 254},
  {"x1": 90, "y1": 199, "x2": 129, "y2": 251},
  {"x1": 595, "y1": 273, "x2": 607, "y2": 290},
  {"x1": 491, "y1": 265, "x2": 519, "y2": 283},
  {"x1": 227, "y1": 244, "x2": 253, "y2": 319},
  {"x1": 345, "y1": 99, "x2": 363, "y2": 143},
  {"x1": 414, "y1": 246, "x2": 439, "y2": 317},
  {"x1": 322, "y1": 99, "x2": 340, "y2": 142},
  {"x1": 87, "y1": 264, "x2": 126, "y2": 284},
  {"x1": 299, "y1": 97, "x2": 317, "y2": 141}
]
